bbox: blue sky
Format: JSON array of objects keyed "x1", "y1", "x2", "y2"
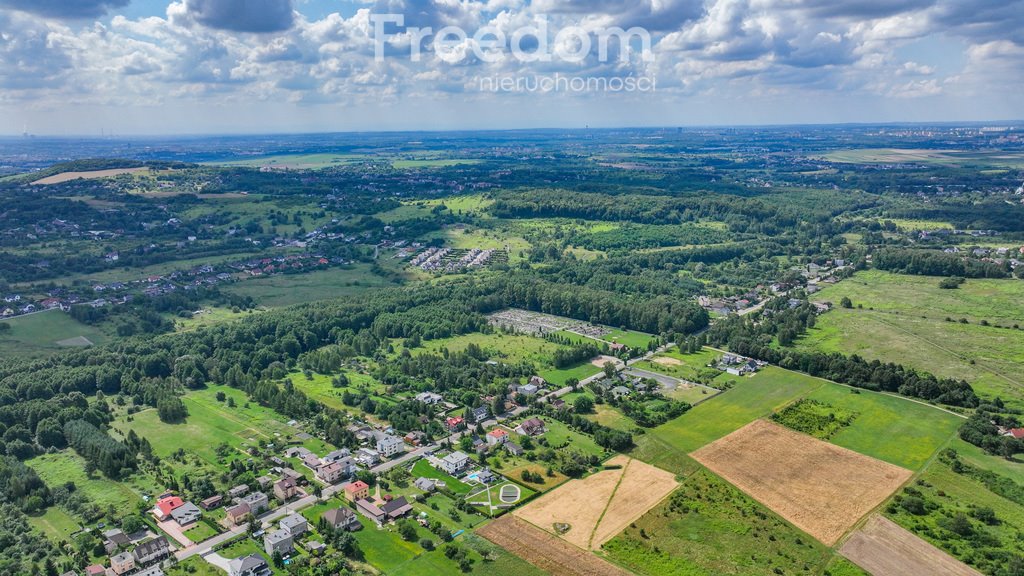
[{"x1": 0, "y1": 0, "x2": 1021, "y2": 135}]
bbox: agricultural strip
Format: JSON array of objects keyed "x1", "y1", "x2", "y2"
[
  {"x1": 840, "y1": 515, "x2": 982, "y2": 576},
  {"x1": 477, "y1": 516, "x2": 633, "y2": 576}
]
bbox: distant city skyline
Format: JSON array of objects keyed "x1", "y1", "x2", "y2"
[{"x1": 1, "y1": 0, "x2": 1022, "y2": 135}]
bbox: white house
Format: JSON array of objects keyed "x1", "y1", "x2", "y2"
[{"x1": 439, "y1": 451, "x2": 470, "y2": 475}]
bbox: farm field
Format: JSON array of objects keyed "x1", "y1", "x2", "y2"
[
  {"x1": 603, "y1": 469, "x2": 843, "y2": 576},
  {"x1": 840, "y1": 515, "x2": 982, "y2": 576},
  {"x1": 31, "y1": 167, "x2": 149, "y2": 185},
  {"x1": 478, "y1": 515, "x2": 633, "y2": 576},
  {"x1": 0, "y1": 309, "x2": 109, "y2": 358},
  {"x1": 513, "y1": 455, "x2": 677, "y2": 550},
  {"x1": 206, "y1": 153, "x2": 371, "y2": 169},
  {"x1": 630, "y1": 366, "x2": 819, "y2": 474},
  {"x1": 222, "y1": 265, "x2": 395, "y2": 308},
  {"x1": 797, "y1": 305, "x2": 1024, "y2": 410},
  {"x1": 691, "y1": 420, "x2": 912, "y2": 545},
  {"x1": 823, "y1": 148, "x2": 1024, "y2": 168}
]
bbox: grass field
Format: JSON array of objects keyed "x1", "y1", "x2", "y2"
[
  {"x1": 540, "y1": 419, "x2": 606, "y2": 458},
  {"x1": 392, "y1": 158, "x2": 481, "y2": 169},
  {"x1": 223, "y1": 265, "x2": 395, "y2": 308},
  {"x1": 206, "y1": 153, "x2": 371, "y2": 169},
  {"x1": 171, "y1": 307, "x2": 250, "y2": 332},
  {"x1": 115, "y1": 385, "x2": 331, "y2": 468},
  {"x1": 632, "y1": 347, "x2": 726, "y2": 384},
  {"x1": 411, "y1": 459, "x2": 472, "y2": 495},
  {"x1": 603, "y1": 469, "x2": 844, "y2": 576},
  {"x1": 807, "y1": 270, "x2": 1024, "y2": 408},
  {"x1": 167, "y1": 557, "x2": 224, "y2": 576},
  {"x1": 823, "y1": 148, "x2": 1024, "y2": 168},
  {"x1": 289, "y1": 370, "x2": 394, "y2": 420},
  {"x1": 27, "y1": 507, "x2": 81, "y2": 543},
  {"x1": 0, "y1": 309, "x2": 108, "y2": 358},
  {"x1": 28, "y1": 452, "x2": 153, "y2": 512}
]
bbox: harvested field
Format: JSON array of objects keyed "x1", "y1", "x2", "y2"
[
  {"x1": 590, "y1": 355, "x2": 622, "y2": 368},
  {"x1": 840, "y1": 515, "x2": 982, "y2": 576},
  {"x1": 513, "y1": 455, "x2": 677, "y2": 549},
  {"x1": 478, "y1": 516, "x2": 633, "y2": 576},
  {"x1": 691, "y1": 419, "x2": 912, "y2": 545},
  {"x1": 31, "y1": 167, "x2": 147, "y2": 184},
  {"x1": 652, "y1": 356, "x2": 683, "y2": 367}
]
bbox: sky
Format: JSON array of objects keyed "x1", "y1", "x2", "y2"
[{"x1": 0, "y1": 0, "x2": 1021, "y2": 135}]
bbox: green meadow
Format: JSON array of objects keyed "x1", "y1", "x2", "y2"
[
  {"x1": 0, "y1": 309, "x2": 108, "y2": 358},
  {"x1": 223, "y1": 265, "x2": 395, "y2": 308}
]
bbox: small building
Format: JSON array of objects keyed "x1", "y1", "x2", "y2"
[
  {"x1": 274, "y1": 478, "x2": 299, "y2": 502},
  {"x1": 322, "y1": 507, "x2": 361, "y2": 532},
  {"x1": 404, "y1": 431, "x2": 427, "y2": 446},
  {"x1": 111, "y1": 551, "x2": 136, "y2": 575},
  {"x1": 356, "y1": 499, "x2": 386, "y2": 524},
  {"x1": 281, "y1": 468, "x2": 303, "y2": 483},
  {"x1": 470, "y1": 405, "x2": 490, "y2": 422},
  {"x1": 486, "y1": 428, "x2": 509, "y2": 446},
  {"x1": 228, "y1": 554, "x2": 271, "y2": 576},
  {"x1": 344, "y1": 480, "x2": 370, "y2": 502},
  {"x1": 103, "y1": 528, "x2": 130, "y2": 553},
  {"x1": 264, "y1": 528, "x2": 295, "y2": 557},
  {"x1": 505, "y1": 442, "x2": 524, "y2": 456},
  {"x1": 200, "y1": 495, "x2": 224, "y2": 510},
  {"x1": 133, "y1": 536, "x2": 170, "y2": 566},
  {"x1": 302, "y1": 453, "x2": 322, "y2": 470},
  {"x1": 439, "y1": 451, "x2": 470, "y2": 475},
  {"x1": 85, "y1": 566, "x2": 106, "y2": 576},
  {"x1": 306, "y1": 541, "x2": 327, "y2": 556},
  {"x1": 519, "y1": 384, "x2": 539, "y2": 396},
  {"x1": 610, "y1": 386, "x2": 631, "y2": 399},
  {"x1": 517, "y1": 418, "x2": 546, "y2": 436},
  {"x1": 1006, "y1": 428, "x2": 1024, "y2": 439},
  {"x1": 280, "y1": 513, "x2": 308, "y2": 537},
  {"x1": 477, "y1": 468, "x2": 497, "y2": 484},
  {"x1": 382, "y1": 496, "x2": 413, "y2": 520},
  {"x1": 170, "y1": 502, "x2": 202, "y2": 526},
  {"x1": 528, "y1": 375, "x2": 547, "y2": 388},
  {"x1": 228, "y1": 485, "x2": 250, "y2": 500},
  {"x1": 135, "y1": 567, "x2": 166, "y2": 576},
  {"x1": 415, "y1": 392, "x2": 443, "y2": 405},
  {"x1": 321, "y1": 449, "x2": 350, "y2": 464},
  {"x1": 445, "y1": 416, "x2": 464, "y2": 431},
  {"x1": 551, "y1": 398, "x2": 568, "y2": 411},
  {"x1": 256, "y1": 475, "x2": 274, "y2": 490}
]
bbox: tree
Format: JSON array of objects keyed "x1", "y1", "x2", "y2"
[
  {"x1": 603, "y1": 361, "x2": 617, "y2": 379},
  {"x1": 573, "y1": 396, "x2": 594, "y2": 414},
  {"x1": 398, "y1": 520, "x2": 418, "y2": 541},
  {"x1": 840, "y1": 297, "x2": 853, "y2": 309}
]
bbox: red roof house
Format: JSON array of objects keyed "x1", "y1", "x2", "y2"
[
  {"x1": 155, "y1": 496, "x2": 184, "y2": 520},
  {"x1": 1007, "y1": 428, "x2": 1024, "y2": 439}
]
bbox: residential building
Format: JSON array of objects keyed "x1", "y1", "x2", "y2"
[
  {"x1": 241, "y1": 492, "x2": 269, "y2": 515},
  {"x1": 307, "y1": 541, "x2": 327, "y2": 556},
  {"x1": 356, "y1": 448, "x2": 379, "y2": 466},
  {"x1": 153, "y1": 496, "x2": 184, "y2": 521},
  {"x1": 445, "y1": 416, "x2": 464, "y2": 431},
  {"x1": 486, "y1": 428, "x2": 509, "y2": 446},
  {"x1": 440, "y1": 451, "x2": 470, "y2": 475},
  {"x1": 274, "y1": 478, "x2": 297, "y2": 502},
  {"x1": 228, "y1": 553, "x2": 272, "y2": 576},
  {"x1": 264, "y1": 529, "x2": 295, "y2": 557},
  {"x1": 317, "y1": 462, "x2": 345, "y2": 484},
  {"x1": 344, "y1": 480, "x2": 370, "y2": 502},
  {"x1": 133, "y1": 536, "x2": 170, "y2": 566},
  {"x1": 281, "y1": 468, "x2": 303, "y2": 483},
  {"x1": 321, "y1": 449, "x2": 350, "y2": 463},
  {"x1": 228, "y1": 485, "x2": 249, "y2": 499},
  {"x1": 470, "y1": 405, "x2": 489, "y2": 422},
  {"x1": 322, "y1": 507, "x2": 361, "y2": 532},
  {"x1": 517, "y1": 418, "x2": 546, "y2": 436},
  {"x1": 256, "y1": 476, "x2": 274, "y2": 490},
  {"x1": 102, "y1": 528, "x2": 130, "y2": 553},
  {"x1": 225, "y1": 503, "x2": 251, "y2": 526},
  {"x1": 85, "y1": 566, "x2": 105, "y2": 576},
  {"x1": 200, "y1": 495, "x2": 223, "y2": 510},
  {"x1": 376, "y1": 434, "x2": 404, "y2": 458},
  {"x1": 404, "y1": 431, "x2": 427, "y2": 446},
  {"x1": 415, "y1": 392, "x2": 443, "y2": 405},
  {"x1": 505, "y1": 442, "x2": 524, "y2": 456},
  {"x1": 519, "y1": 384, "x2": 539, "y2": 396},
  {"x1": 135, "y1": 567, "x2": 166, "y2": 576},
  {"x1": 528, "y1": 375, "x2": 547, "y2": 387},
  {"x1": 280, "y1": 513, "x2": 307, "y2": 537},
  {"x1": 414, "y1": 477, "x2": 441, "y2": 492},
  {"x1": 111, "y1": 551, "x2": 136, "y2": 575},
  {"x1": 170, "y1": 502, "x2": 202, "y2": 525},
  {"x1": 301, "y1": 453, "x2": 322, "y2": 470}
]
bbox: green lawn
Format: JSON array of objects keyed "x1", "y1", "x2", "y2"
[
  {"x1": 167, "y1": 556, "x2": 225, "y2": 576},
  {"x1": 289, "y1": 370, "x2": 394, "y2": 420},
  {"x1": 465, "y1": 480, "x2": 536, "y2": 514},
  {"x1": 27, "y1": 507, "x2": 81, "y2": 543},
  {"x1": 603, "y1": 469, "x2": 844, "y2": 576},
  {"x1": 412, "y1": 459, "x2": 472, "y2": 495},
  {"x1": 0, "y1": 309, "x2": 108, "y2": 359},
  {"x1": 603, "y1": 328, "x2": 657, "y2": 349},
  {"x1": 632, "y1": 347, "x2": 724, "y2": 384},
  {"x1": 539, "y1": 419, "x2": 606, "y2": 458},
  {"x1": 223, "y1": 265, "x2": 395, "y2": 308},
  {"x1": 28, "y1": 452, "x2": 151, "y2": 512},
  {"x1": 183, "y1": 521, "x2": 220, "y2": 542}
]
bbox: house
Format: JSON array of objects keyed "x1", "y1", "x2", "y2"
[
  {"x1": 528, "y1": 375, "x2": 547, "y2": 388},
  {"x1": 225, "y1": 503, "x2": 251, "y2": 526},
  {"x1": 404, "y1": 431, "x2": 427, "y2": 446},
  {"x1": 153, "y1": 496, "x2": 184, "y2": 521},
  {"x1": 551, "y1": 399, "x2": 568, "y2": 411},
  {"x1": 470, "y1": 405, "x2": 490, "y2": 422},
  {"x1": 486, "y1": 428, "x2": 509, "y2": 446},
  {"x1": 321, "y1": 449, "x2": 350, "y2": 464},
  {"x1": 1006, "y1": 428, "x2": 1024, "y2": 439},
  {"x1": 284, "y1": 446, "x2": 312, "y2": 459},
  {"x1": 274, "y1": 478, "x2": 298, "y2": 502},
  {"x1": 281, "y1": 468, "x2": 303, "y2": 483},
  {"x1": 414, "y1": 477, "x2": 442, "y2": 492},
  {"x1": 241, "y1": 492, "x2": 269, "y2": 515},
  {"x1": 317, "y1": 461, "x2": 346, "y2": 484},
  {"x1": 356, "y1": 499, "x2": 386, "y2": 524},
  {"x1": 382, "y1": 496, "x2": 413, "y2": 520},
  {"x1": 477, "y1": 468, "x2": 497, "y2": 484},
  {"x1": 519, "y1": 384, "x2": 539, "y2": 396},
  {"x1": 307, "y1": 541, "x2": 327, "y2": 556},
  {"x1": 264, "y1": 529, "x2": 295, "y2": 557},
  {"x1": 256, "y1": 476, "x2": 274, "y2": 490},
  {"x1": 377, "y1": 434, "x2": 405, "y2": 458},
  {"x1": 344, "y1": 480, "x2": 370, "y2": 502},
  {"x1": 280, "y1": 513, "x2": 307, "y2": 537},
  {"x1": 229, "y1": 554, "x2": 272, "y2": 576},
  {"x1": 200, "y1": 495, "x2": 223, "y2": 510},
  {"x1": 170, "y1": 502, "x2": 202, "y2": 525},
  {"x1": 517, "y1": 418, "x2": 546, "y2": 436},
  {"x1": 85, "y1": 565, "x2": 106, "y2": 576},
  {"x1": 446, "y1": 416, "x2": 464, "y2": 431},
  {"x1": 415, "y1": 392, "x2": 443, "y2": 405},
  {"x1": 111, "y1": 551, "x2": 136, "y2": 575},
  {"x1": 228, "y1": 484, "x2": 250, "y2": 499},
  {"x1": 356, "y1": 448, "x2": 380, "y2": 466},
  {"x1": 302, "y1": 453, "x2": 322, "y2": 470},
  {"x1": 102, "y1": 528, "x2": 131, "y2": 552},
  {"x1": 322, "y1": 507, "x2": 361, "y2": 532},
  {"x1": 133, "y1": 536, "x2": 170, "y2": 566},
  {"x1": 610, "y1": 386, "x2": 631, "y2": 399},
  {"x1": 440, "y1": 451, "x2": 470, "y2": 475},
  {"x1": 505, "y1": 442, "x2": 524, "y2": 456},
  {"x1": 609, "y1": 342, "x2": 626, "y2": 353}
]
